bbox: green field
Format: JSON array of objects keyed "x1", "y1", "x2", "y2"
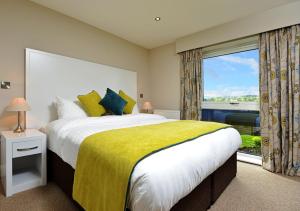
[
  {"x1": 204, "y1": 95, "x2": 259, "y2": 102},
  {"x1": 239, "y1": 134, "x2": 261, "y2": 156}
]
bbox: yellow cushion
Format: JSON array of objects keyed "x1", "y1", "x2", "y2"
[
  {"x1": 119, "y1": 90, "x2": 136, "y2": 114},
  {"x1": 77, "y1": 90, "x2": 106, "y2": 116}
]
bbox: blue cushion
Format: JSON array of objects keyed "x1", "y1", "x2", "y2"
[{"x1": 100, "y1": 88, "x2": 127, "y2": 115}]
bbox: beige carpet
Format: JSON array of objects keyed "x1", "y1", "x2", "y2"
[
  {"x1": 0, "y1": 162, "x2": 299, "y2": 211},
  {"x1": 209, "y1": 162, "x2": 300, "y2": 211}
]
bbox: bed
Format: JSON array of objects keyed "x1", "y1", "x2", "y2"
[
  {"x1": 25, "y1": 49, "x2": 241, "y2": 211},
  {"x1": 45, "y1": 114, "x2": 240, "y2": 211}
]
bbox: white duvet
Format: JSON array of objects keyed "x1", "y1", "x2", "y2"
[{"x1": 45, "y1": 114, "x2": 241, "y2": 211}]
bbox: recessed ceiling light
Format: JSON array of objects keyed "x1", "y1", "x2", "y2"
[{"x1": 154, "y1": 17, "x2": 161, "y2": 21}]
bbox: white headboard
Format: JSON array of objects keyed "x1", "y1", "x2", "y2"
[{"x1": 25, "y1": 48, "x2": 137, "y2": 129}]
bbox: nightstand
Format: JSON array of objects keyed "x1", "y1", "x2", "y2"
[{"x1": 0, "y1": 129, "x2": 47, "y2": 196}]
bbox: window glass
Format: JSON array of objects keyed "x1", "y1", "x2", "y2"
[
  {"x1": 202, "y1": 49, "x2": 261, "y2": 157},
  {"x1": 203, "y1": 49, "x2": 259, "y2": 103}
]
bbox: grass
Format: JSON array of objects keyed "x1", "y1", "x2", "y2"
[
  {"x1": 240, "y1": 135, "x2": 261, "y2": 149},
  {"x1": 239, "y1": 135, "x2": 262, "y2": 156}
]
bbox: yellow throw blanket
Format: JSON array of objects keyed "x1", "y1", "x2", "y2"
[{"x1": 73, "y1": 120, "x2": 230, "y2": 211}]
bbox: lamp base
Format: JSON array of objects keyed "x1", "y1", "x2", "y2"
[{"x1": 14, "y1": 124, "x2": 24, "y2": 133}]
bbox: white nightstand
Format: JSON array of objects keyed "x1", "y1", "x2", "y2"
[{"x1": 0, "y1": 129, "x2": 47, "y2": 196}]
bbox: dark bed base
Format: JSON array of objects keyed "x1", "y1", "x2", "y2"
[{"x1": 47, "y1": 150, "x2": 237, "y2": 211}]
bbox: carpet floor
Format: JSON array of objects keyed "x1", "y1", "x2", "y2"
[{"x1": 0, "y1": 162, "x2": 299, "y2": 211}]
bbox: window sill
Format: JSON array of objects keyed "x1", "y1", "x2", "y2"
[{"x1": 237, "y1": 152, "x2": 262, "y2": 165}]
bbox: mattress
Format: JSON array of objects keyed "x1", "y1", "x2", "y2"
[{"x1": 45, "y1": 114, "x2": 241, "y2": 211}]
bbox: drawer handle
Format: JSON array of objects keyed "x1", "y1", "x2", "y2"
[{"x1": 17, "y1": 146, "x2": 38, "y2": 152}]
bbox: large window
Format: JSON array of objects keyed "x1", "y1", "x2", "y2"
[
  {"x1": 202, "y1": 49, "x2": 259, "y2": 110},
  {"x1": 201, "y1": 39, "x2": 261, "y2": 161}
]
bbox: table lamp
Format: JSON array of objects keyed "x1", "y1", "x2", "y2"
[
  {"x1": 142, "y1": 101, "x2": 153, "y2": 113},
  {"x1": 6, "y1": 98, "x2": 31, "y2": 133}
]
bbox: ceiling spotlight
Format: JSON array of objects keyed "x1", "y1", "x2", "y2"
[{"x1": 154, "y1": 17, "x2": 161, "y2": 21}]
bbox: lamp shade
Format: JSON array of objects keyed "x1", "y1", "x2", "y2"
[
  {"x1": 6, "y1": 98, "x2": 31, "y2": 112},
  {"x1": 142, "y1": 101, "x2": 153, "y2": 110}
]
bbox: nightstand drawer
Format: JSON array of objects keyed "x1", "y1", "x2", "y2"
[{"x1": 12, "y1": 140, "x2": 42, "y2": 158}]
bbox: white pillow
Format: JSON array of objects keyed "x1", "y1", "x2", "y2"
[{"x1": 55, "y1": 96, "x2": 88, "y2": 119}]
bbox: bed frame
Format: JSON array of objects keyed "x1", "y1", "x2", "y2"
[
  {"x1": 25, "y1": 49, "x2": 237, "y2": 210},
  {"x1": 47, "y1": 150, "x2": 237, "y2": 211},
  {"x1": 25, "y1": 49, "x2": 137, "y2": 129}
]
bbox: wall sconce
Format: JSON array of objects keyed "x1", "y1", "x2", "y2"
[{"x1": 1, "y1": 81, "x2": 11, "y2": 89}]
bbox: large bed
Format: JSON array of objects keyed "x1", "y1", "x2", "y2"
[
  {"x1": 25, "y1": 49, "x2": 241, "y2": 211},
  {"x1": 46, "y1": 114, "x2": 241, "y2": 211}
]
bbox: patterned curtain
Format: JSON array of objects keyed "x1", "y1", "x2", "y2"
[
  {"x1": 179, "y1": 48, "x2": 203, "y2": 120},
  {"x1": 259, "y1": 24, "x2": 300, "y2": 176}
]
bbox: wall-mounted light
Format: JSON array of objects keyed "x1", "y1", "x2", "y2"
[{"x1": 1, "y1": 81, "x2": 11, "y2": 89}]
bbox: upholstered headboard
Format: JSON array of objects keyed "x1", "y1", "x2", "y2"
[{"x1": 25, "y1": 48, "x2": 137, "y2": 129}]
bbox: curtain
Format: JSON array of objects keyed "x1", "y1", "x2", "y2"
[
  {"x1": 259, "y1": 24, "x2": 300, "y2": 176},
  {"x1": 179, "y1": 48, "x2": 203, "y2": 120}
]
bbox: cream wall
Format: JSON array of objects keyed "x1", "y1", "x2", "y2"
[
  {"x1": 149, "y1": 43, "x2": 180, "y2": 110},
  {"x1": 1, "y1": 0, "x2": 299, "y2": 128},
  {"x1": 176, "y1": 1, "x2": 300, "y2": 52},
  {"x1": 0, "y1": 0, "x2": 149, "y2": 130}
]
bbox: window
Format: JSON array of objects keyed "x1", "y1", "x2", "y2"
[
  {"x1": 201, "y1": 38, "x2": 262, "y2": 162},
  {"x1": 202, "y1": 49, "x2": 259, "y2": 110},
  {"x1": 204, "y1": 49, "x2": 259, "y2": 102}
]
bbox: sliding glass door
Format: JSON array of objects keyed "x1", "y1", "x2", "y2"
[{"x1": 201, "y1": 46, "x2": 261, "y2": 162}]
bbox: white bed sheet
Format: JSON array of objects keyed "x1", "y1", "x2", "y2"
[{"x1": 45, "y1": 114, "x2": 241, "y2": 211}]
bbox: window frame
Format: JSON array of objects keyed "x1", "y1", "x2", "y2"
[{"x1": 202, "y1": 37, "x2": 259, "y2": 111}]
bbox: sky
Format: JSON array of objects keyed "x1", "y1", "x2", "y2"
[{"x1": 203, "y1": 49, "x2": 259, "y2": 98}]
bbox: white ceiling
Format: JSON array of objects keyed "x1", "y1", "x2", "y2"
[{"x1": 30, "y1": 0, "x2": 298, "y2": 49}]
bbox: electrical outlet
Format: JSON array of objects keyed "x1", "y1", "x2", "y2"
[
  {"x1": 140, "y1": 93, "x2": 143, "y2": 98},
  {"x1": 1, "y1": 81, "x2": 10, "y2": 89}
]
